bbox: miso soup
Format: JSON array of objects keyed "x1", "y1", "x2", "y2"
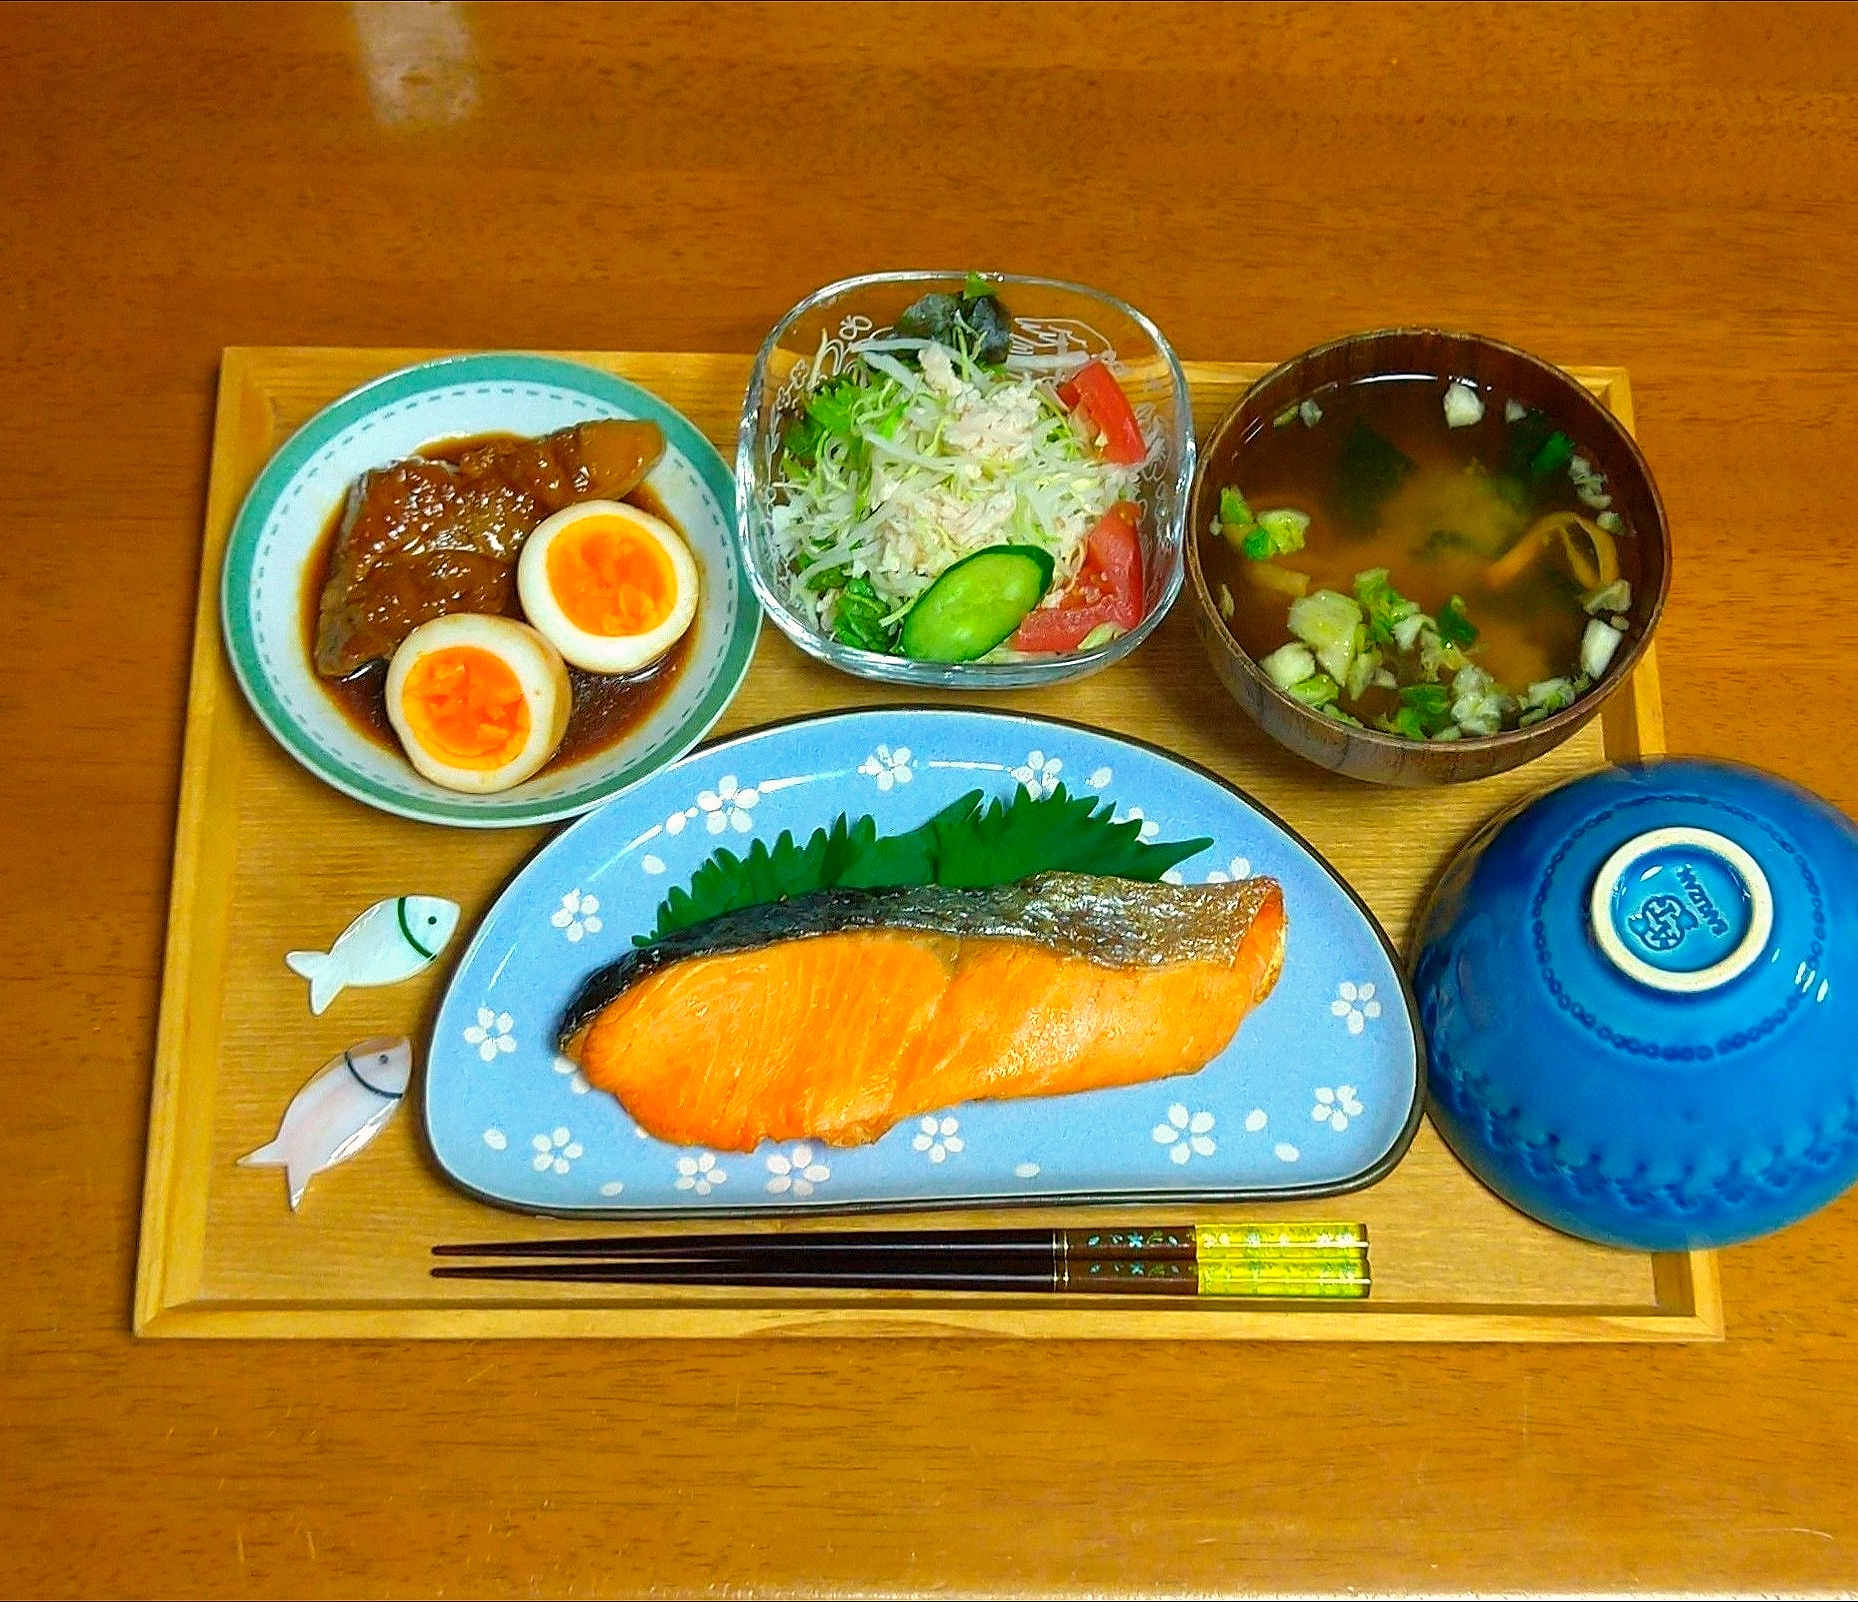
[{"x1": 1205, "y1": 376, "x2": 1637, "y2": 741}]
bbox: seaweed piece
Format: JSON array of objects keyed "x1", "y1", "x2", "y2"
[
  {"x1": 1502, "y1": 406, "x2": 1574, "y2": 481},
  {"x1": 1437, "y1": 595, "x2": 1479, "y2": 648},
  {"x1": 1337, "y1": 417, "x2": 1415, "y2": 529}
]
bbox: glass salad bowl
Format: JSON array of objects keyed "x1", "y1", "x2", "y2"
[{"x1": 736, "y1": 271, "x2": 1194, "y2": 688}]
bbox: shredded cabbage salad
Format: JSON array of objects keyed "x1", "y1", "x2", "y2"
[{"x1": 771, "y1": 336, "x2": 1143, "y2": 653}]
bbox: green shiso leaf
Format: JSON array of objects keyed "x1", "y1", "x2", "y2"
[{"x1": 641, "y1": 785, "x2": 1211, "y2": 943}]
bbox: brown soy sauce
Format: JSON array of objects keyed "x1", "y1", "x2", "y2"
[{"x1": 300, "y1": 433, "x2": 697, "y2": 774}]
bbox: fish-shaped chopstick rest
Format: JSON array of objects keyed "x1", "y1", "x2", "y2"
[
  {"x1": 285, "y1": 895, "x2": 460, "y2": 1014},
  {"x1": 240, "y1": 1037, "x2": 414, "y2": 1208}
]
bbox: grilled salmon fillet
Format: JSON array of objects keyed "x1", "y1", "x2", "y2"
[{"x1": 559, "y1": 873, "x2": 1286, "y2": 1151}]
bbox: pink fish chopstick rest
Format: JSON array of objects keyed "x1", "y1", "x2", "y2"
[{"x1": 240, "y1": 1037, "x2": 415, "y2": 1209}]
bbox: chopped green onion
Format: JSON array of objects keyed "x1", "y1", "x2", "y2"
[
  {"x1": 1288, "y1": 673, "x2": 1341, "y2": 708},
  {"x1": 1443, "y1": 382, "x2": 1485, "y2": 429},
  {"x1": 1219, "y1": 486, "x2": 1254, "y2": 530},
  {"x1": 1596, "y1": 510, "x2": 1624, "y2": 535},
  {"x1": 1418, "y1": 626, "x2": 1469, "y2": 681},
  {"x1": 1393, "y1": 683, "x2": 1455, "y2": 737},
  {"x1": 1273, "y1": 404, "x2": 1300, "y2": 428},
  {"x1": 1580, "y1": 617, "x2": 1625, "y2": 678},
  {"x1": 1288, "y1": 590, "x2": 1363, "y2": 656},
  {"x1": 1253, "y1": 507, "x2": 1311, "y2": 556},
  {"x1": 1353, "y1": 566, "x2": 1421, "y2": 646},
  {"x1": 1583, "y1": 578, "x2": 1631, "y2": 616},
  {"x1": 1392, "y1": 611, "x2": 1430, "y2": 653},
  {"x1": 1450, "y1": 664, "x2": 1515, "y2": 736},
  {"x1": 1525, "y1": 677, "x2": 1578, "y2": 714},
  {"x1": 1299, "y1": 397, "x2": 1324, "y2": 427},
  {"x1": 1259, "y1": 641, "x2": 1317, "y2": 692},
  {"x1": 1287, "y1": 589, "x2": 1363, "y2": 688},
  {"x1": 1345, "y1": 645, "x2": 1382, "y2": 701}
]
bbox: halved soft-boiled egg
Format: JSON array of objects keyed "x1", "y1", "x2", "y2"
[
  {"x1": 384, "y1": 614, "x2": 571, "y2": 794},
  {"x1": 517, "y1": 499, "x2": 700, "y2": 674}
]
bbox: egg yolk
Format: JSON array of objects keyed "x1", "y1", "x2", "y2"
[
  {"x1": 399, "y1": 646, "x2": 531, "y2": 769},
  {"x1": 545, "y1": 518, "x2": 677, "y2": 638}
]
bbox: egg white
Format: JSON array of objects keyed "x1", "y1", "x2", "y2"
[
  {"x1": 384, "y1": 614, "x2": 571, "y2": 794},
  {"x1": 517, "y1": 499, "x2": 700, "y2": 675}
]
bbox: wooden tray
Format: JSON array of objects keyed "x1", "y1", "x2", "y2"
[{"x1": 134, "y1": 348, "x2": 1722, "y2": 1341}]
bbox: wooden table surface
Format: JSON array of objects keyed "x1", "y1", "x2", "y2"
[{"x1": 6, "y1": 2, "x2": 1858, "y2": 1594}]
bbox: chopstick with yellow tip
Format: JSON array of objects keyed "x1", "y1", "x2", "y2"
[{"x1": 432, "y1": 1222, "x2": 1370, "y2": 1297}]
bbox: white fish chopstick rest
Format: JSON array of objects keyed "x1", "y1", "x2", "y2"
[
  {"x1": 240, "y1": 1037, "x2": 415, "y2": 1208},
  {"x1": 286, "y1": 895, "x2": 461, "y2": 1014}
]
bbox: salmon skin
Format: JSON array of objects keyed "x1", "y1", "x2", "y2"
[{"x1": 560, "y1": 872, "x2": 1286, "y2": 1153}]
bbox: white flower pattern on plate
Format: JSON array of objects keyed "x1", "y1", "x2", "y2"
[
  {"x1": 912, "y1": 1115, "x2": 964, "y2": 1163},
  {"x1": 551, "y1": 1053, "x2": 590, "y2": 1095},
  {"x1": 1117, "y1": 806, "x2": 1161, "y2": 842},
  {"x1": 463, "y1": 1006, "x2": 516, "y2": 1062},
  {"x1": 675, "y1": 1153, "x2": 728, "y2": 1195},
  {"x1": 765, "y1": 1144, "x2": 831, "y2": 1197},
  {"x1": 1152, "y1": 1103, "x2": 1216, "y2": 1164},
  {"x1": 696, "y1": 775, "x2": 759, "y2": 835},
  {"x1": 857, "y1": 744, "x2": 914, "y2": 791},
  {"x1": 531, "y1": 1126, "x2": 582, "y2": 1174},
  {"x1": 1204, "y1": 856, "x2": 1254, "y2": 884},
  {"x1": 1331, "y1": 981, "x2": 1382, "y2": 1035},
  {"x1": 550, "y1": 889, "x2": 602, "y2": 943},
  {"x1": 1312, "y1": 1084, "x2": 1364, "y2": 1131},
  {"x1": 1010, "y1": 750, "x2": 1063, "y2": 798}
]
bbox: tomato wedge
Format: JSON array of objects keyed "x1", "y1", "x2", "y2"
[
  {"x1": 1009, "y1": 504, "x2": 1145, "y2": 653},
  {"x1": 1056, "y1": 359, "x2": 1147, "y2": 466}
]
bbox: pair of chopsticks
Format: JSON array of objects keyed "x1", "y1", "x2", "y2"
[{"x1": 432, "y1": 1222, "x2": 1369, "y2": 1298}]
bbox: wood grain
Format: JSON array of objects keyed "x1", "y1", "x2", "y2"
[
  {"x1": 134, "y1": 346, "x2": 1709, "y2": 1344},
  {"x1": 7, "y1": 2, "x2": 1858, "y2": 1595}
]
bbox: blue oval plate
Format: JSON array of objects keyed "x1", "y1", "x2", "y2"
[
  {"x1": 425, "y1": 709, "x2": 1423, "y2": 1215},
  {"x1": 221, "y1": 353, "x2": 759, "y2": 828}
]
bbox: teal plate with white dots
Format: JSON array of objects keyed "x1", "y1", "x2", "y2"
[{"x1": 220, "y1": 353, "x2": 759, "y2": 828}]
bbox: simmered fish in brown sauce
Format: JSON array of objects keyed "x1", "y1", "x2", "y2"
[
  {"x1": 303, "y1": 421, "x2": 696, "y2": 781},
  {"x1": 313, "y1": 418, "x2": 664, "y2": 676}
]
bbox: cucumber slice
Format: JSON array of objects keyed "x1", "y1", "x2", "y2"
[{"x1": 899, "y1": 546, "x2": 1055, "y2": 663}]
